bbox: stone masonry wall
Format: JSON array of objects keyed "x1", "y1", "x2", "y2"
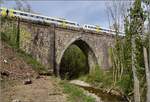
[
  {"x1": 2, "y1": 18, "x2": 116, "y2": 74},
  {"x1": 19, "y1": 21, "x2": 55, "y2": 70},
  {"x1": 55, "y1": 26, "x2": 115, "y2": 71}
]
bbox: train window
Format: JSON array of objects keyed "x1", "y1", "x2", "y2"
[
  {"x1": 15, "y1": 12, "x2": 19, "y2": 15},
  {"x1": 51, "y1": 19, "x2": 55, "y2": 21},
  {"x1": 52, "y1": 19, "x2": 57, "y2": 22},
  {"x1": 70, "y1": 23, "x2": 76, "y2": 25},
  {"x1": 88, "y1": 26, "x2": 93, "y2": 29},
  {"x1": 88, "y1": 26, "x2": 91, "y2": 28},
  {"x1": 55, "y1": 19, "x2": 62, "y2": 22},
  {"x1": 66, "y1": 22, "x2": 74, "y2": 25},
  {"x1": 58, "y1": 20, "x2": 63, "y2": 23},
  {"x1": 20, "y1": 13, "x2": 24, "y2": 15},
  {"x1": 30, "y1": 15, "x2": 34, "y2": 17},
  {"x1": 23, "y1": 13, "x2": 28, "y2": 16},
  {"x1": 65, "y1": 21, "x2": 68, "y2": 23},
  {"x1": 22, "y1": 13, "x2": 27, "y2": 16},
  {"x1": 46, "y1": 18, "x2": 49, "y2": 20},
  {"x1": 13, "y1": 12, "x2": 17, "y2": 14},
  {"x1": 38, "y1": 16, "x2": 42, "y2": 19}
]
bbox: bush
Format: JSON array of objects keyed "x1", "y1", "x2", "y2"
[
  {"x1": 86, "y1": 65, "x2": 103, "y2": 83},
  {"x1": 116, "y1": 74, "x2": 133, "y2": 95}
]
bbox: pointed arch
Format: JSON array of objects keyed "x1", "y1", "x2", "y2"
[{"x1": 57, "y1": 36, "x2": 99, "y2": 77}]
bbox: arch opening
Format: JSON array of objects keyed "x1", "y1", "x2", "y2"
[{"x1": 59, "y1": 39, "x2": 98, "y2": 80}]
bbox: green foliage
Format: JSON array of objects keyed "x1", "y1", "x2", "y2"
[
  {"x1": 60, "y1": 45, "x2": 88, "y2": 79},
  {"x1": 80, "y1": 65, "x2": 113, "y2": 88},
  {"x1": 86, "y1": 65, "x2": 103, "y2": 83},
  {"x1": 116, "y1": 74, "x2": 133, "y2": 95},
  {"x1": 16, "y1": 49, "x2": 48, "y2": 73},
  {"x1": 1, "y1": 17, "x2": 18, "y2": 48},
  {"x1": 123, "y1": 0, "x2": 147, "y2": 101},
  {"x1": 60, "y1": 81, "x2": 95, "y2": 102},
  {"x1": 103, "y1": 0, "x2": 147, "y2": 99}
]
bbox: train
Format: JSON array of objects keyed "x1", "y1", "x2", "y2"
[
  {"x1": 0, "y1": 7, "x2": 124, "y2": 35},
  {"x1": 0, "y1": 7, "x2": 80, "y2": 27}
]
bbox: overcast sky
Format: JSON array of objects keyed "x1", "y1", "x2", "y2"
[{"x1": 1, "y1": 0, "x2": 132, "y2": 29}]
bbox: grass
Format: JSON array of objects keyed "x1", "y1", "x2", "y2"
[
  {"x1": 79, "y1": 65, "x2": 134, "y2": 101},
  {"x1": 79, "y1": 66, "x2": 113, "y2": 88},
  {"x1": 16, "y1": 49, "x2": 48, "y2": 74},
  {"x1": 60, "y1": 81, "x2": 95, "y2": 102}
]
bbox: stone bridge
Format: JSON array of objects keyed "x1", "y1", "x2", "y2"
[{"x1": 2, "y1": 18, "x2": 116, "y2": 76}]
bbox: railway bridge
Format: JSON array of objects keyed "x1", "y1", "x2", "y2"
[{"x1": 2, "y1": 16, "x2": 117, "y2": 76}]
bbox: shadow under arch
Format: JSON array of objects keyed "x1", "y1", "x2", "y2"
[{"x1": 57, "y1": 37, "x2": 98, "y2": 79}]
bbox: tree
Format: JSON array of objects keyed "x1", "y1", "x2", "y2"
[
  {"x1": 14, "y1": 0, "x2": 32, "y2": 12},
  {"x1": 142, "y1": 0, "x2": 150, "y2": 102},
  {"x1": 105, "y1": 1, "x2": 133, "y2": 89},
  {"x1": 106, "y1": 1, "x2": 131, "y2": 31},
  {"x1": 143, "y1": 46, "x2": 150, "y2": 102},
  {"x1": 106, "y1": 0, "x2": 147, "y2": 101},
  {"x1": 127, "y1": 0, "x2": 146, "y2": 101}
]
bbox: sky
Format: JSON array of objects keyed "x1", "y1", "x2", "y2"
[{"x1": 1, "y1": 0, "x2": 131, "y2": 29}]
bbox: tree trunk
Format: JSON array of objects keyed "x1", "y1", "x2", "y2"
[
  {"x1": 132, "y1": 36, "x2": 141, "y2": 102},
  {"x1": 147, "y1": 0, "x2": 150, "y2": 83},
  {"x1": 148, "y1": 5, "x2": 150, "y2": 102},
  {"x1": 143, "y1": 47, "x2": 150, "y2": 102}
]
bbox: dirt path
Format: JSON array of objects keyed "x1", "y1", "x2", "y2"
[{"x1": 1, "y1": 76, "x2": 67, "y2": 102}]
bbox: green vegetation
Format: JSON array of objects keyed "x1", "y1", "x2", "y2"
[
  {"x1": 60, "y1": 44, "x2": 89, "y2": 79},
  {"x1": 103, "y1": 0, "x2": 149, "y2": 101},
  {"x1": 79, "y1": 66, "x2": 133, "y2": 96},
  {"x1": 79, "y1": 66, "x2": 112, "y2": 87},
  {"x1": 16, "y1": 49, "x2": 48, "y2": 73},
  {"x1": 122, "y1": 0, "x2": 147, "y2": 101},
  {"x1": 60, "y1": 81, "x2": 95, "y2": 102},
  {"x1": 1, "y1": 17, "x2": 19, "y2": 48},
  {"x1": 58, "y1": 29, "x2": 133, "y2": 99}
]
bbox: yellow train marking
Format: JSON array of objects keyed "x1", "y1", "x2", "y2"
[
  {"x1": 1, "y1": 7, "x2": 7, "y2": 16},
  {"x1": 96, "y1": 25, "x2": 100, "y2": 32},
  {"x1": 9, "y1": 9, "x2": 14, "y2": 17},
  {"x1": 62, "y1": 21, "x2": 67, "y2": 28}
]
